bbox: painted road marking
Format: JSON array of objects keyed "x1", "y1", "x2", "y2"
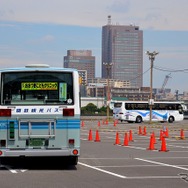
[
  {"x1": 168, "y1": 144, "x2": 188, "y2": 148},
  {"x1": 1, "y1": 165, "x2": 27, "y2": 173},
  {"x1": 78, "y1": 162, "x2": 127, "y2": 179},
  {"x1": 135, "y1": 158, "x2": 188, "y2": 171},
  {"x1": 79, "y1": 156, "x2": 188, "y2": 180},
  {"x1": 78, "y1": 161, "x2": 182, "y2": 180},
  {"x1": 125, "y1": 176, "x2": 180, "y2": 179},
  {"x1": 4, "y1": 166, "x2": 18, "y2": 174}
]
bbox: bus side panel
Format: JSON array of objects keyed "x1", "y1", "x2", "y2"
[{"x1": 56, "y1": 119, "x2": 80, "y2": 148}]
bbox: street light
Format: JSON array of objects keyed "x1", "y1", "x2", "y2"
[
  {"x1": 103, "y1": 62, "x2": 113, "y2": 121},
  {"x1": 146, "y1": 51, "x2": 159, "y2": 124}
]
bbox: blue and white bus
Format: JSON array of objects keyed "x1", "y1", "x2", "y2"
[
  {"x1": 0, "y1": 64, "x2": 80, "y2": 165},
  {"x1": 113, "y1": 101, "x2": 185, "y2": 123}
]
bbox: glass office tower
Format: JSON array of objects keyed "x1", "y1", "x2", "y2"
[{"x1": 102, "y1": 21, "x2": 143, "y2": 88}]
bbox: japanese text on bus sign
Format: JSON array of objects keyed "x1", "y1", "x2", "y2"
[{"x1": 21, "y1": 82, "x2": 58, "y2": 90}]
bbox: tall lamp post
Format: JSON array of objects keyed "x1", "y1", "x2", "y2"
[
  {"x1": 146, "y1": 51, "x2": 159, "y2": 124},
  {"x1": 103, "y1": 62, "x2": 113, "y2": 121}
]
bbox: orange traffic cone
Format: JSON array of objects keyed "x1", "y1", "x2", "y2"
[
  {"x1": 129, "y1": 130, "x2": 134, "y2": 142},
  {"x1": 143, "y1": 126, "x2": 147, "y2": 136},
  {"x1": 165, "y1": 127, "x2": 169, "y2": 138},
  {"x1": 98, "y1": 121, "x2": 101, "y2": 127},
  {"x1": 114, "y1": 132, "x2": 120, "y2": 145},
  {"x1": 138, "y1": 126, "x2": 142, "y2": 135},
  {"x1": 152, "y1": 131, "x2": 156, "y2": 144},
  {"x1": 159, "y1": 130, "x2": 163, "y2": 141},
  {"x1": 113, "y1": 121, "x2": 116, "y2": 127},
  {"x1": 180, "y1": 129, "x2": 185, "y2": 140},
  {"x1": 159, "y1": 136, "x2": 169, "y2": 152},
  {"x1": 122, "y1": 132, "x2": 129, "y2": 146},
  {"x1": 106, "y1": 119, "x2": 108, "y2": 125},
  {"x1": 88, "y1": 129, "x2": 93, "y2": 141},
  {"x1": 147, "y1": 134, "x2": 156, "y2": 150},
  {"x1": 94, "y1": 130, "x2": 101, "y2": 142},
  {"x1": 81, "y1": 121, "x2": 84, "y2": 127}
]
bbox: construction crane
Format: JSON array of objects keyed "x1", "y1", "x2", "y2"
[{"x1": 160, "y1": 73, "x2": 171, "y2": 95}]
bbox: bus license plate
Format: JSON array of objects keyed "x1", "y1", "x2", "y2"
[{"x1": 29, "y1": 138, "x2": 44, "y2": 146}]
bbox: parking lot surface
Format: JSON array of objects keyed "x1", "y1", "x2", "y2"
[
  {"x1": 79, "y1": 119, "x2": 188, "y2": 188},
  {"x1": 0, "y1": 119, "x2": 188, "y2": 188}
]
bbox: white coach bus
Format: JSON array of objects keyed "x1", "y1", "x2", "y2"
[
  {"x1": 113, "y1": 101, "x2": 185, "y2": 123},
  {"x1": 0, "y1": 64, "x2": 80, "y2": 165}
]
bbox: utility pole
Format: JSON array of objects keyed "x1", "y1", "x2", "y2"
[
  {"x1": 103, "y1": 62, "x2": 113, "y2": 121},
  {"x1": 175, "y1": 90, "x2": 179, "y2": 101},
  {"x1": 146, "y1": 51, "x2": 159, "y2": 124}
]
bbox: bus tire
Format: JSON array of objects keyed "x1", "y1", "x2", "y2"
[
  {"x1": 168, "y1": 116, "x2": 174, "y2": 123},
  {"x1": 136, "y1": 116, "x2": 142, "y2": 123},
  {"x1": 68, "y1": 156, "x2": 78, "y2": 165}
]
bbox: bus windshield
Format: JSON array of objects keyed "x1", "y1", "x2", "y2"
[{"x1": 1, "y1": 71, "x2": 74, "y2": 105}]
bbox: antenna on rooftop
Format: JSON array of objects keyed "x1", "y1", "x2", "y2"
[{"x1": 107, "y1": 15, "x2": 111, "y2": 25}]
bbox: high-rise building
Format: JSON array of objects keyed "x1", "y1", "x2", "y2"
[
  {"x1": 64, "y1": 50, "x2": 95, "y2": 85},
  {"x1": 102, "y1": 16, "x2": 143, "y2": 88}
]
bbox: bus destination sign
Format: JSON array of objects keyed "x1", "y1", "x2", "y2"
[{"x1": 21, "y1": 82, "x2": 58, "y2": 90}]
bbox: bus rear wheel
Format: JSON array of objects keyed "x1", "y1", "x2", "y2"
[
  {"x1": 168, "y1": 116, "x2": 174, "y2": 123},
  {"x1": 68, "y1": 156, "x2": 78, "y2": 166}
]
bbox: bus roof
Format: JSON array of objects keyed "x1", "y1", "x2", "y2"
[
  {"x1": 0, "y1": 64, "x2": 78, "y2": 73},
  {"x1": 113, "y1": 100, "x2": 184, "y2": 104}
]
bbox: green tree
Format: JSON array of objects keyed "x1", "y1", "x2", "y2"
[
  {"x1": 81, "y1": 103, "x2": 98, "y2": 115},
  {"x1": 81, "y1": 103, "x2": 113, "y2": 116}
]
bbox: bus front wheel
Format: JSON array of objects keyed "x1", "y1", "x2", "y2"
[
  {"x1": 168, "y1": 116, "x2": 174, "y2": 123},
  {"x1": 136, "y1": 116, "x2": 142, "y2": 123}
]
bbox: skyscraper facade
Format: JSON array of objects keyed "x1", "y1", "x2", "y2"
[
  {"x1": 102, "y1": 18, "x2": 143, "y2": 88},
  {"x1": 64, "y1": 50, "x2": 95, "y2": 85}
]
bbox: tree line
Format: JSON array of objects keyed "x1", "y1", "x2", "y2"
[{"x1": 81, "y1": 103, "x2": 112, "y2": 116}]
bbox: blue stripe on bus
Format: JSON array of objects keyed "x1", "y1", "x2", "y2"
[
  {"x1": 0, "y1": 120, "x2": 80, "y2": 130},
  {"x1": 131, "y1": 110, "x2": 168, "y2": 119},
  {"x1": 0, "y1": 126, "x2": 80, "y2": 130}
]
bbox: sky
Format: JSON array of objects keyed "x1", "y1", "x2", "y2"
[{"x1": 0, "y1": 0, "x2": 188, "y2": 93}]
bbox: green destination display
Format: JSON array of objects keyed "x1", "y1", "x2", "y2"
[
  {"x1": 59, "y1": 83, "x2": 67, "y2": 101},
  {"x1": 21, "y1": 82, "x2": 58, "y2": 90}
]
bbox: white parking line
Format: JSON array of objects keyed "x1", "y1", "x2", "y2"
[
  {"x1": 78, "y1": 161, "x2": 182, "y2": 180},
  {"x1": 125, "y1": 176, "x2": 180, "y2": 179},
  {"x1": 135, "y1": 158, "x2": 188, "y2": 171},
  {"x1": 122, "y1": 145, "x2": 150, "y2": 150},
  {"x1": 78, "y1": 162, "x2": 127, "y2": 179},
  {"x1": 21, "y1": 170, "x2": 27, "y2": 172},
  {"x1": 4, "y1": 166, "x2": 18, "y2": 174},
  {"x1": 168, "y1": 144, "x2": 188, "y2": 148},
  {"x1": 1, "y1": 164, "x2": 27, "y2": 173}
]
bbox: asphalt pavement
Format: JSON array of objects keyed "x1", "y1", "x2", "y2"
[{"x1": 0, "y1": 119, "x2": 188, "y2": 188}]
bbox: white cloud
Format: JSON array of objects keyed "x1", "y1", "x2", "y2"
[
  {"x1": 27, "y1": 35, "x2": 55, "y2": 44},
  {"x1": 0, "y1": 56, "x2": 62, "y2": 69},
  {"x1": 0, "y1": 0, "x2": 188, "y2": 30},
  {"x1": 107, "y1": 0, "x2": 131, "y2": 13},
  {"x1": 0, "y1": 58, "x2": 42, "y2": 68}
]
